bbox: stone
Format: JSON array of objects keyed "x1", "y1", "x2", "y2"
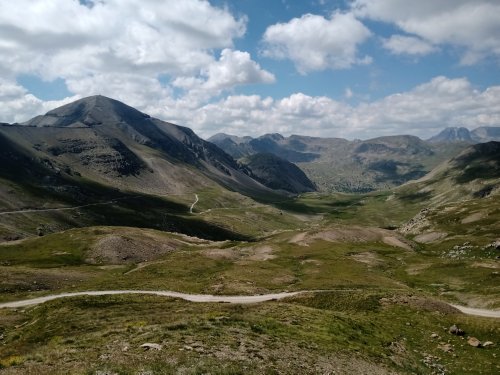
[
  {"x1": 140, "y1": 343, "x2": 162, "y2": 351},
  {"x1": 467, "y1": 337, "x2": 481, "y2": 348},
  {"x1": 482, "y1": 341, "x2": 494, "y2": 347},
  {"x1": 438, "y1": 343, "x2": 453, "y2": 353},
  {"x1": 431, "y1": 333, "x2": 439, "y2": 339},
  {"x1": 449, "y1": 324, "x2": 464, "y2": 336}
]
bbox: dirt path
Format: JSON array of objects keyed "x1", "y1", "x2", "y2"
[
  {"x1": 0, "y1": 290, "x2": 301, "y2": 308},
  {"x1": 450, "y1": 304, "x2": 500, "y2": 318},
  {"x1": 0, "y1": 197, "x2": 134, "y2": 216},
  {"x1": 0, "y1": 290, "x2": 499, "y2": 318},
  {"x1": 189, "y1": 194, "x2": 199, "y2": 213}
]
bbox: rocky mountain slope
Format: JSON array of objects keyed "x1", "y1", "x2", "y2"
[
  {"x1": 0, "y1": 95, "x2": 274, "y2": 198},
  {"x1": 209, "y1": 133, "x2": 467, "y2": 193},
  {"x1": 240, "y1": 153, "x2": 316, "y2": 194},
  {"x1": 1, "y1": 96, "x2": 311, "y2": 241}
]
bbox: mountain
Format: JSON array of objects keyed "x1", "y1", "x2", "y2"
[
  {"x1": 397, "y1": 141, "x2": 500, "y2": 206},
  {"x1": 427, "y1": 126, "x2": 500, "y2": 143},
  {"x1": 210, "y1": 133, "x2": 467, "y2": 193},
  {"x1": 471, "y1": 126, "x2": 500, "y2": 142},
  {"x1": 427, "y1": 127, "x2": 473, "y2": 143},
  {"x1": 1, "y1": 96, "x2": 310, "y2": 241},
  {"x1": 1, "y1": 95, "x2": 276, "y2": 198},
  {"x1": 240, "y1": 153, "x2": 316, "y2": 194}
]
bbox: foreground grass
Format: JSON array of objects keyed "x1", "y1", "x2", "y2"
[{"x1": 0, "y1": 293, "x2": 498, "y2": 374}]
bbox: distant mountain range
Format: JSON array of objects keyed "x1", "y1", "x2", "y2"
[
  {"x1": 427, "y1": 126, "x2": 500, "y2": 143},
  {"x1": 209, "y1": 126, "x2": 500, "y2": 193},
  {"x1": 2, "y1": 96, "x2": 498, "y2": 204}
]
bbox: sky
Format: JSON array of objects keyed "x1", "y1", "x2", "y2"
[{"x1": 0, "y1": 0, "x2": 499, "y2": 140}]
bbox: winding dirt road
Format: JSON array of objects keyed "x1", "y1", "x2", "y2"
[
  {"x1": 450, "y1": 304, "x2": 500, "y2": 318},
  {"x1": 0, "y1": 290, "x2": 301, "y2": 308},
  {"x1": 0, "y1": 198, "x2": 136, "y2": 216},
  {"x1": 0, "y1": 290, "x2": 498, "y2": 318},
  {"x1": 189, "y1": 194, "x2": 199, "y2": 213}
]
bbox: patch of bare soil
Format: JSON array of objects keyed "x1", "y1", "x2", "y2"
[
  {"x1": 471, "y1": 261, "x2": 499, "y2": 269},
  {"x1": 203, "y1": 245, "x2": 276, "y2": 262},
  {"x1": 383, "y1": 236, "x2": 413, "y2": 250},
  {"x1": 461, "y1": 211, "x2": 486, "y2": 224},
  {"x1": 87, "y1": 233, "x2": 181, "y2": 264},
  {"x1": 349, "y1": 251, "x2": 383, "y2": 267},
  {"x1": 413, "y1": 232, "x2": 448, "y2": 244},
  {"x1": 289, "y1": 231, "x2": 308, "y2": 245},
  {"x1": 245, "y1": 245, "x2": 276, "y2": 261},
  {"x1": 202, "y1": 248, "x2": 239, "y2": 261},
  {"x1": 406, "y1": 263, "x2": 432, "y2": 275},
  {"x1": 293, "y1": 226, "x2": 413, "y2": 250}
]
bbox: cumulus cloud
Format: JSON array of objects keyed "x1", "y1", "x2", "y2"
[
  {"x1": 183, "y1": 77, "x2": 500, "y2": 139},
  {"x1": 172, "y1": 49, "x2": 275, "y2": 104},
  {"x1": 0, "y1": 79, "x2": 78, "y2": 123},
  {"x1": 262, "y1": 12, "x2": 372, "y2": 73},
  {"x1": 0, "y1": 0, "x2": 246, "y2": 79},
  {"x1": 352, "y1": 0, "x2": 500, "y2": 64},
  {"x1": 382, "y1": 35, "x2": 437, "y2": 56}
]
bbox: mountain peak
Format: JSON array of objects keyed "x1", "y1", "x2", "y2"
[
  {"x1": 428, "y1": 127, "x2": 472, "y2": 143},
  {"x1": 23, "y1": 95, "x2": 149, "y2": 128}
]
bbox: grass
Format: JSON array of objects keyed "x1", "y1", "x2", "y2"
[
  {"x1": 0, "y1": 186, "x2": 499, "y2": 373},
  {"x1": 0, "y1": 293, "x2": 498, "y2": 374}
]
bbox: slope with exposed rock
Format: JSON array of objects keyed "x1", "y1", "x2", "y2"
[{"x1": 1, "y1": 96, "x2": 275, "y2": 198}]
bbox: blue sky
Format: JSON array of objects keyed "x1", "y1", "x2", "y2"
[{"x1": 0, "y1": 0, "x2": 499, "y2": 139}]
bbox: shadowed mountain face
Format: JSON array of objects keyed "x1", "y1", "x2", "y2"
[
  {"x1": 240, "y1": 153, "x2": 316, "y2": 194},
  {"x1": 2, "y1": 96, "x2": 276, "y2": 198},
  {"x1": 210, "y1": 133, "x2": 467, "y2": 193}
]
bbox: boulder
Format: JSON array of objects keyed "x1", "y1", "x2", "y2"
[
  {"x1": 467, "y1": 337, "x2": 481, "y2": 348},
  {"x1": 140, "y1": 343, "x2": 162, "y2": 351},
  {"x1": 438, "y1": 343, "x2": 453, "y2": 353},
  {"x1": 448, "y1": 324, "x2": 464, "y2": 336}
]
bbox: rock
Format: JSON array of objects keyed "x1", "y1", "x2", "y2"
[
  {"x1": 431, "y1": 333, "x2": 439, "y2": 339},
  {"x1": 140, "y1": 343, "x2": 162, "y2": 351},
  {"x1": 483, "y1": 341, "x2": 494, "y2": 347},
  {"x1": 449, "y1": 324, "x2": 464, "y2": 336},
  {"x1": 467, "y1": 337, "x2": 481, "y2": 348},
  {"x1": 438, "y1": 343, "x2": 453, "y2": 353}
]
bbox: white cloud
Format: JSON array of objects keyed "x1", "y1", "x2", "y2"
[
  {"x1": 0, "y1": 0, "x2": 247, "y2": 79},
  {"x1": 182, "y1": 77, "x2": 500, "y2": 139},
  {"x1": 172, "y1": 49, "x2": 275, "y2": 104},
  {"x1": 382, "y1": 35, "x2": 437, "y2": 56},
  {"x1": 352, "y1": 0, "x2": 500, "y2": 64},
  {"x1": 0, "y1": 79, "x2": 78, "y2": 123},
  {"x1": 262, "y1": 12, "x2": 372, "y2": 73}
]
